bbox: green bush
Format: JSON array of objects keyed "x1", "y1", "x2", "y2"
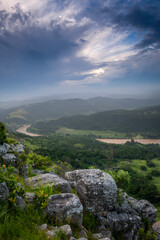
[
  {"x1": 140, "y1": 166, "x2": 147, "y2": 171},
  {"x1": 138, "y1": 228, "x2": 156, "y2": 240},
  {"x1": 28, "y1": 153, "x2": 51, "y2": 170},
  {"x1": 108, "y1": 170, "x2": 130, "y2": 191},
  {"x1": 0, "y1": 166, "x2": 25, "y2": 205},
  {"x1": 83, "y1": 211, "x2": 98, "y2": 232},
  {"x1": 0, "y1": 122, "x2": 7, "y2": 144},
  {"x1": 151, "y1": 170, "x2": 160, "y2": 176}
]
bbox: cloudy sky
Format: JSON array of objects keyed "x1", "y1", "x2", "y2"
[{"x1": 0, "y1": 0, "x2": 160, "y2": 100}]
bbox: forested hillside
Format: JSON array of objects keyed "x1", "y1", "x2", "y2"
[
  {"x1": 0, "y1": 97, "x2": 160, "y2": 129},
  {"x1": 30, "y1": 105, "x2": 160, "y2": 138}
]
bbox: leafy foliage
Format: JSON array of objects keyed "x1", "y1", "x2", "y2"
[
  {"x1": 0, "y1": 122, "x2": 7, "y2": 144},
  {"x1": 28, "y1": 153, "x2": 51, "y2": 170},
  {"x1": 108, "y1": 170, "x2": 130, "y2": 191}
]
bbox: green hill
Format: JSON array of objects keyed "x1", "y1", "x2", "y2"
[
  {"x1": 0, "y1": 97, "x2": 160, "y2": 129},
  {"x1": 30, "y1": 105, "x2": 160, "y2": 138}
]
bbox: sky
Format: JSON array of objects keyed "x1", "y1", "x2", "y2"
[{"x1": 0, "y1": 0, "x2": 160, "y2": 101}]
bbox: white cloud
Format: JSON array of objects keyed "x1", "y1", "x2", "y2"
[{"x1": 77, "y1": 27, "x2": 138, "y2": 64}]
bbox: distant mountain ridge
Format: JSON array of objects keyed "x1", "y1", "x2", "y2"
[{"x1": 0, "y1": 97, "x2": 160, "y2": 129}]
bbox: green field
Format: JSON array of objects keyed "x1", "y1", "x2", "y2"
[{"x1": 56, "y1": 127, "x2": 127, "y2": 138}]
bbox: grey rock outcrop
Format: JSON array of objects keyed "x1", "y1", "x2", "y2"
[
  {"x1": 2, "y1": 153, "x2": 17, "y2": 166},
  {"x1": 65, "y1": 169, "x2": 117, "y2": 216},
  {"x1": 11, "y1": 143, "x2": 24, "y2": 153},
  {"x1": 46, "y1": 193, "x2": 83, "y2": 226},
  {"x1": 0, "y1": 182, "x2": 9, "y2": 202},
  {"x1": 98, "y1": 193, "x2": 157, "y2": 240},
  {"x1": 25, "y1": 173, "x2": 71, "y2": 193},
  {"x1": 127, "y1": 196, "x2": 157, "y2": 224},
  {"x1": 103, "y1": 211, "x2": 142, "y2": 238},
  {"x1": 0, "y1": 143, "x2": 10, "y2": 156}
]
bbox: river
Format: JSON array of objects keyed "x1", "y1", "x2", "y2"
[
  {"x1": 96, "y1": 138, "x2": 160, "y2": 145},
  {"x1": 16, "y1": 125, "x2": 41, "y2": 137}
]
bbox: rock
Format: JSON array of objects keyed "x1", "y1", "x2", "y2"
[
  {"x1": 25, "y1": 173, "x2": 71, "y2": 193},
  {"x1": 78, "y1": 238, "x2": 87, "y2": 240},
  {"x1": 65, "y1": 169, "x2": 117, "y2": 216},
  {"x1": 70, "y1": 237, "x2": 76, "y2": 240},
  {"x1": 92, "y1": 233, "x2": 103, "y2": 239},
  {"x1": 46, "y1": 228, "x2": 57, "y2": 237},
  {"x1": 17, "y1": 182, "x2": 23, "y2": 189},
  {"x1": 127, "y1": 197, "x2": 157, "y2": 224},
  {"x1": 0, "y1": 143, "x2": 10, "y2": 156},
  {"x1": 102, "y1": 211, "x2": 142, "y2": 240},
  {"x1": 152, "y1": 221, "x2": 160, "y2": 233},
  {"x1": 59, "y1": 224, "x2": 72, "y2": 237},
  {"x1": 92, "y1": 229, "x2": 112, "y2": 239},
  {"x1": 25, "y1": 192, "x2": 35, "y2": 204},
  {"x1": 0, "y1": 182, "x2": 9, "y2": 202},
  {"x1": 15, "y1": 196, "x2": 27, "y2": 210},
  {"x1": 96, "y1": 226, "x2": 112, "y2": 239},
  {"x1": 2, "y1": 154, "x2": 17, "y2": 166},
  {"x1": 152, "y1": 222, "x2": 160, "y2": 240},
  {"x1": 30, "y1": 169, "x2": 45, "y2": 175},
  {"x1": 99, "y1": 238, "x2": 110, "y2": 240},
  {"x1": 38, "y1": 223, "x2": 48, "y2": 231},
  {"x1": 20, "y1": 165, "x2": 28, "y2": 178},
  {"x1": 11, "y1": 143, "x2": 24, "y2": 153},
  {"x1": 46, "y1": 225, "x2": 72, "y2": 238},
  {"x1": 46, "y1": 193, "x2": 83, "y2": 226},
  {"x1": 79, "y1": 229, "x2": 87, "y2": 238}
]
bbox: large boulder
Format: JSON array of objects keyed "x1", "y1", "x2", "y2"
[
  {"x1": 0, "y1": 182, "x2": 9, "y2": 202},
  {"x1": 2, "y1": 154, "x2": 17, "y2": 166},
  {"x1": 127, "y1": 197, "x2": 157, "y2": 225},
  {"x1": 65, "y1": 169, "x2": 117, "y2": 216},
  {"x1": 100, "y1": 211, "x2": 142, "y2": 240},
  {"x1": 0, "y1": 143, "x2": 10, "y2": 156},
  {"x1": 46, "y1": 193, "x2": 83, "y2": 226},
  {"x1": 25, "y1": 173, "x2": 71, "y2": 193}
]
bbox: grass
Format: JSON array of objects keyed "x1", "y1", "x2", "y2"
[
  {"x1": 7, "y1": 109, "x2": 27, "y2": 120},
  {"x1": 56, "y1": 127, "x2": 127, "y2": 138},
  {"x1": 0, "y1": 205, "x2": 49, "y2": 240}
]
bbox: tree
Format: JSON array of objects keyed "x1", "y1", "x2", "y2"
[{"x1": 0, "y1": 122, "x2": 7, "y2": 144}]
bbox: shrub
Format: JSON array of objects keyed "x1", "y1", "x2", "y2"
[
  {"x1": 83, "y1": 211, "x2": 98, "y2": 232},
  {"x1": 151, "y1": 170, "x2": 160, "y2": 177},
  {"x1": 138, "y1": 228, "x2": 156, "y2": 240},
  {"x1": 0, "y1": 166, "x2": 25, "y2": 205},
  {"x1": 147, "y1": 162, "x2": 156, "y2": 168},
  {"x1": 0, "y1": 122, "x2": 7, "y2": 144},
  {"x1": 54, "y1": 161, "x2": 73, "y2": 177},
  {"x1": 108, "y1": 169, "x2": 130, "y2": 191},
  {"x1": 28, "y1": 154, "x2": 51, "y2": 170},
  {"x1": 140, "y1": 166, "x2": 147, "y2": 171}
]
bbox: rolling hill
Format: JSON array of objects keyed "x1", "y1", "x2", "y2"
[
  {"x1": 30, "y1": 105, "x2": 160, "y2": 138},
  {"x1": 0, "y1": 97, "x2": 160, "y2": 130}
]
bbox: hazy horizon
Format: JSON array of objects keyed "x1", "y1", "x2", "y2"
[{"x1": 0, "y1": 0, "x2": 160, "y2": 101}]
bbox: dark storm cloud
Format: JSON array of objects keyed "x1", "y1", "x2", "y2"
[{"x1": 94, "y1": 1, "x2": 160, "y2": 49}]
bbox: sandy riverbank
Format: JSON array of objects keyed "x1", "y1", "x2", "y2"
[
  {"x1": 96, "y1": 138, "x2": 160, "y2": 145},
  {"x1": 16, "y1": 125, "x2": 41, "y2": 137}
]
